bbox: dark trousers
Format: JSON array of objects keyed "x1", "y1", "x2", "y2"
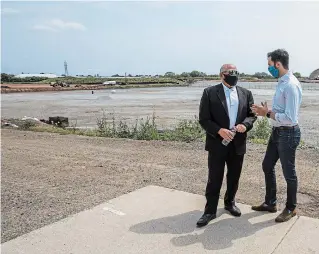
[
  {"x1": 204, "y1": 143, "x2": 244, "y2": 214},
  {"x1": 262, "y1": 126, "x2": 301, "y2": 211}
]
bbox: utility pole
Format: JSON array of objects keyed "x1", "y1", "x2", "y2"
[{"x1": 64, "y1": 61, "x2": 69, "y2": 77}]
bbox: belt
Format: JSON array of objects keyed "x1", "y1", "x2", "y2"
[{"x1": 273, "y1": 125, "x2": 299, "y2": 130}]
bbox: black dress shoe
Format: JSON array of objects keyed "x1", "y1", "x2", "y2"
[
  {"x1": 196, "y1": 213, "x2": 216, "y2": 227},
  {"x1": 224, "y1": 205, "x2": 241, "y2": 217},
  {"x1": 251, "y1": 202, "x2": 277, "y2": 213}
]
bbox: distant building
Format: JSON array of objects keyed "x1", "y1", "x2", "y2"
[
  {"x1": 14, "y1": 73, "x2": 59, "y2": 79},
  {"x1": 309, "y1": 69, "x2": 319, "y2": 80},
  {"x1": 102, "y1": 81, "x2": 116, "y2": 85}
]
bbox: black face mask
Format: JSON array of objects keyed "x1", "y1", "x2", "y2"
[{"x1": 223, "y1": 75, "x2": 238, "y2": 87}]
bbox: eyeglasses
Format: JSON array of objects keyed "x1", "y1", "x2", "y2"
[{"x1": 222, "y1": 70, "x2": 239, "y2": 76}]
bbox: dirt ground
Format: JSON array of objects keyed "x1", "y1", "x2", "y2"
[
  {"x1": 1, "y1": 129, "x2": 319, "y2": 243},
  {"x1": 0, "y1": 83, "x2": 102, "y2": 93},
  {"x1": 0, "y1": 83, "x2": 186, "y2": 94},
  {"x1": 1, "y1": 83, "x2": 52, "y2": 88}
]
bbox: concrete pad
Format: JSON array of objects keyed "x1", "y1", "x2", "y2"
[
  {"x1": 274, "y1": 216, "x2": 319, "y2": 254},
  {"x1": 2, "y1": 185, "x2": 299, "y2": 254}
]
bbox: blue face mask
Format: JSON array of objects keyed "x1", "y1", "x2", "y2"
[{"x1": 268, "y1": 65, "x2": 279, "y2": 78}]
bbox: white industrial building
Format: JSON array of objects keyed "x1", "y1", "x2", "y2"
[
  {"x1": 309, "y1": 69, "x2": 319, "y2": 80},
  {"x1": 14, "y1": 73, "x2": 59, "y2": 78},
  {"x1": 102, "y1": 81, "x2": 116, "y2": 85}
]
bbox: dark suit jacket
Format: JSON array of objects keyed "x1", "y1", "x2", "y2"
[{"x1": 199, "y1": 83, "x2": 257, "y2": 155}]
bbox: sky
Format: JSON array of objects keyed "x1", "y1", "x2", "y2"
[{"x1": 1, "y1": 1, "x2": 319, "y2": 77}]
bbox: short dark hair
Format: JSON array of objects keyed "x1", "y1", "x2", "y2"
[{"x1": 267, "y1": 49, "x2": 289, "y2": 69}]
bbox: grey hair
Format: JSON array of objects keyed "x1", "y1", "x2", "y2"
[{"x1": 220, "y1": 64, "x2": 237, "y2": 74}]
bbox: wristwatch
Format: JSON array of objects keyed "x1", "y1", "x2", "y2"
[{"x1": 266, "y1": 111, "x2": 271, "y2": 118}]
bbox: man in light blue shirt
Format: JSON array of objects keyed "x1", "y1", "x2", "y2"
[
  {"x1": 251, "y1": 49, "x2": 302, "y2": 223},
  {"x1": 271, "y1": 71, "x2": 302, "y2": 127}
]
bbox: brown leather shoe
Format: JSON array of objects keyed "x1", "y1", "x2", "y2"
[
  {"x1": 251, "y1": 202, "x2": 277, "y2": 213},
  {"x1": 275, "y1": 208, "x2": 297, "y2": 223}
]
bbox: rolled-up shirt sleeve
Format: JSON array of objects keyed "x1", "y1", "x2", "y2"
[{"x1": 275, "y1": 85, "x2": 300, "y2": 125}]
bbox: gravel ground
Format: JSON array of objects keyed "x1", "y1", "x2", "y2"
[{"x1": 1, "y1": 129, "x2": 318, "y2": 243}]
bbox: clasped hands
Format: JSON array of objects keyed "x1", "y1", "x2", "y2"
[
  {"x1": 218, "y1": 101, "x2": 270, "y2": 142},
  {"x1": 218, "y1": 124, "x2": 246, "y2": 142}
]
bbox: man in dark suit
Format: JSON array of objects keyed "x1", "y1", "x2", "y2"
[{"x1": 197, "y1": 64, "x2": 257, "y2": 227}]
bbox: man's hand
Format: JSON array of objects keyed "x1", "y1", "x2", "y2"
[
  {"x1": 235, "y1": 124, "x2": 247, "y2": 133},
  {"x1": 218, "y1": 128, "x2": 235, "y2": 142},
  {"x1": 251, "y1": 101, "x2": 269, "y2": 117}
]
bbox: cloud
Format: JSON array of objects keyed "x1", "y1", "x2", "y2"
[
  {"x1": 1, "y1": 7, "x2": 20, "y2": 14},
  {"x1": 33, "y1": 25, "x2": 58, "y2": 32},
  {"x1": 32, "y1": 19, "x2": 86, "y2": 32},
  {"x1": 49, "y1": 19, "x2": 86, "y2": 31}
]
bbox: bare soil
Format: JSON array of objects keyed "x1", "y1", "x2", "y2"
[
  {"x1": 0, "y1": 83, "x2": 186, "y2": 93},
  {"x1": 1, "y1": 83, "x2": 108, "y2": 93},
  {"x1": 1, "y1": 129, "x2": 318, "y2": 243}
]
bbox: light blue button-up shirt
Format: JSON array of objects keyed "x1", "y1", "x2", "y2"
[
  {"x1": 271, "y1": 71, "x2": 302, "y2": 127},
  {"x1": 222, "y1": 83, "x2": 239, "y2": 129}
]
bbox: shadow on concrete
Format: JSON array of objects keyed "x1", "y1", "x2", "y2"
[
  {"x1": 130, "y1": 210, "x2": 204, "y2": 235},
  {"x1": 130, "y1": 209, "x2": 276, "y2": 251}
]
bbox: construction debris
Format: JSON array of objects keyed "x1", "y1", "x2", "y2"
[
  {"x1": 40, "y1": 116, "x2": 69, "y2": 128},
  {"x1": 1, "y1": 116, "x2": 69, "y2": 129},
  {"x1": 2, "y1": 122, "x2": 18, "y2": 128},
  {"x1": 50, "y1": 81, "x2": 70, "y2": 88}
]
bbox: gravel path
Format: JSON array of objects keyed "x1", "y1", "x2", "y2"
[{"x1": 1, "y1": 129, "x2": 318, "y2": 243}]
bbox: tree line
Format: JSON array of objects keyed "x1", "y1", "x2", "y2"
[
  {"x1": 1, "y1": 71, "x2": 303, "y2": 83},
  {"x1": 164, "y1": 71, "x2": 302, "y2": 78},
  {"x1": 1, "y1": 73, "x2": 48, "y2": 83}
]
